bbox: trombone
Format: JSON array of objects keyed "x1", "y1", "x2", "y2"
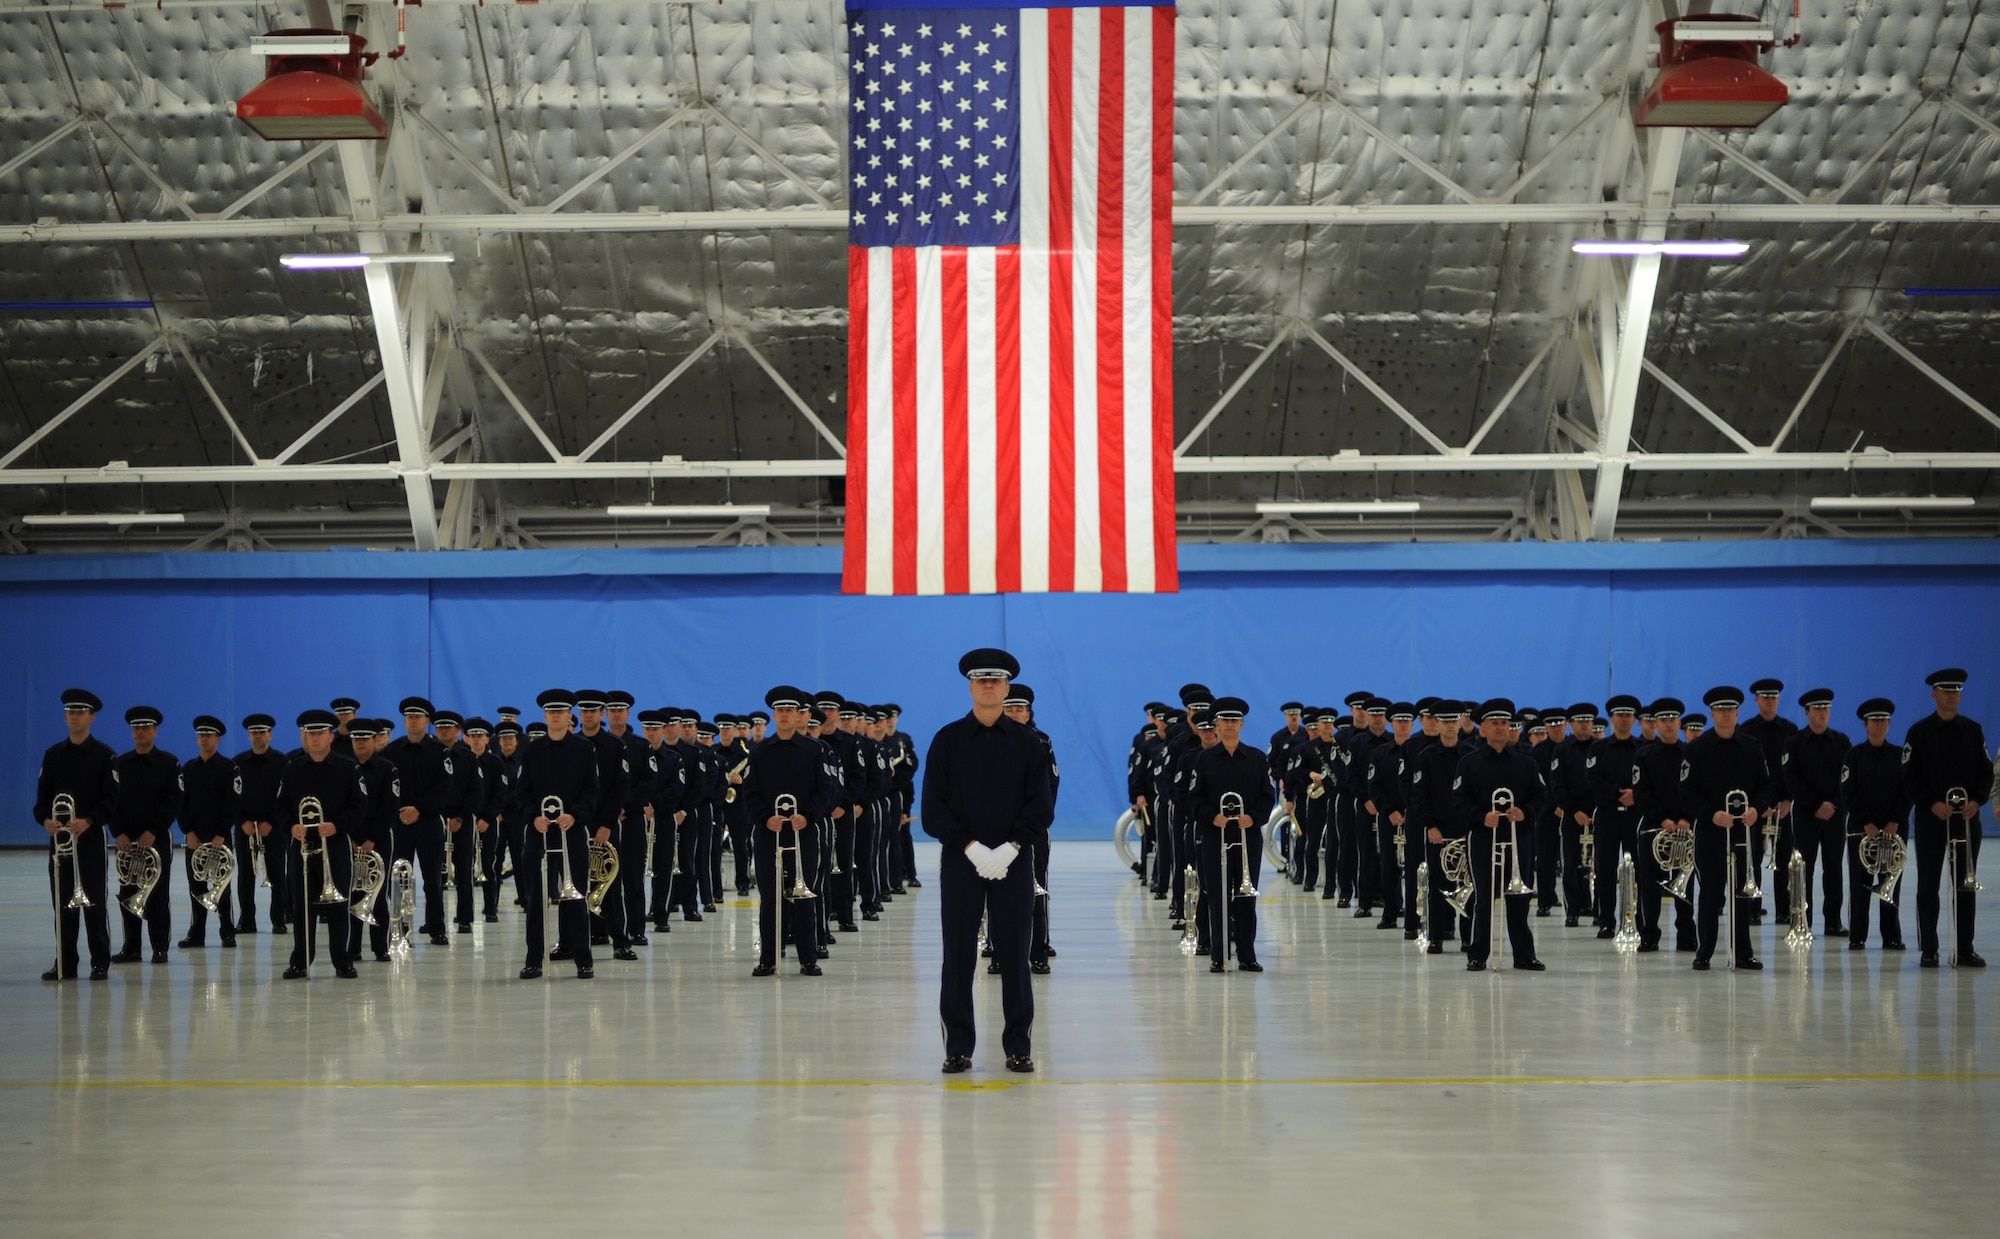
[
  {"x1": 388, "y1": 858, "x2": 416, "y2": 958},
  {"x1": 541, "y1": 795, "x2": 582, "y2": 982},
  {"x1": 776, "y1": 794, "x2": 816, "y2": 905},
  {"x1": 297, "y1": 797, "x2": 346, "y2": 907},
  {"x1": 1222, "y1": 792, "x2": 1258, "y2": 900},
  {"x1": 1724, "y1": 789, "x2": 1751, "y2": 970},
  {"x1": 1414, "y1": 859, "x2": 1430, "y2": 950},
  {"x1": 1946, "y1": 787, "x2": 1982, "y2": 966},
  {"x1": 51, "y1": 793, "x2": 91, "y2": 910},
  {"x1": 1784, "y1": 846, "x2": 1814, "y2": 951},
  {"x1": 1488, "y1": 788, "x2": 1520, "y2": 969}
]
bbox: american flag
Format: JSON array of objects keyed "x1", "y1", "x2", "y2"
[{"x1": 843, "y1": 3, "x2": 1177, "y2": 595}]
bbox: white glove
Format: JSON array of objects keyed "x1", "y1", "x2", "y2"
[
  {"x1": 989, "y1": 842, "x2": 1020, "y2": 875},
  {"x1": 964, "y1": 841, "x2": 994, "y2": 871}
]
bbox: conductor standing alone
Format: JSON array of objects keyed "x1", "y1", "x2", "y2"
[{"x1": 923, "y1": 649, "x2": 1055, "y2": 1075}]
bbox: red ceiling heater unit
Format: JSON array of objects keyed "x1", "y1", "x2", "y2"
[
  {"x1": 1634, "y1": 13, "x2": 1790, "y2": 128},
  {"x1": 236, "y1": 30, "x2": 388, "y2": 141}
]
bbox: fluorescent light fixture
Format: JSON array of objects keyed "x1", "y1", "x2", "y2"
[
  {"x1": 249, "y1": 35, "x2": 358, "y2": 56},
  {"x1": 1573, "y1": 240, "x2": 1750, "y2": 258},
  {"x1": 279, "y1": 253, "x2": 455, "y2": 270},
  {"x1": 1809, "y1": 496, "x2": 1975, "y2": 512},
  {"x1": 21, "y1": 512, "x2": 187, "y2": 527},
  {"x1": 1674, "y1": 21, "x2": 1775, "y2": 42},
  {"x1": 1256, "y1": 501, "x2": 1422, "y2": 516},
  {"x1": 605, "y1": 504, "x2": 774, "y2": 519}
]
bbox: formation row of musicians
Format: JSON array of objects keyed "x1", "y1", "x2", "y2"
[
  {"x1": 1128, "y1": 672, "x2": 1987, "y2": 972},
  {"x1": 32, "y1": 687, "x2": 931, "y2": 982}
]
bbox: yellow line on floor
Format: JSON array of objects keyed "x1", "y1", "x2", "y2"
[{"x1": 3, "y1": 1071, "x2": 1995, "y2": 1091}]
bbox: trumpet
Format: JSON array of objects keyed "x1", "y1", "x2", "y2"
[
  {"x1": 1651, "y1": 827, "x2": 1696, "y2": 902},
  {"x1": 115, "y1": 841, "x2": 162, "y2": 919},
  {"x1": 542, "y1": 796, "x2": 585, "y2": 904},
  {"x1": 350, "y1": 848, "x2": 385, "y2": 925},
  {"x1": 51, "y1": 793, "x2": 92, "y2": 910},
  {"x1": 388, "y1": 858, "x2": 416, "y2": 957},
  {"x1": 1784, "y1": 847, "x2": 1813, "y2": 950},
  {"x1": 1440, "y1": 837, "x2": 1473, "y2": 919},
  {"x1": 776, "y1": 795, "x2": 816, "y2": 903},
  {"x1": 191, "y1": 838, "x2": 235, "y2": 915},
  {"x1": 297, "y1": 797, "x2": 346, "y2": 906},
  {"x1": 1859, "y1": 830, "x2": 1905, "y2": 905}
]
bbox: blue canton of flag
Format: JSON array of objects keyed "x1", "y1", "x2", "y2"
[{"x1": 848, "y1": 10, "x2": 1021, "y2": 248}]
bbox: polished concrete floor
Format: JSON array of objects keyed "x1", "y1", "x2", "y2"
[{"x1": 0, "y1": 842, "x2": 1993, "y2": 1237}]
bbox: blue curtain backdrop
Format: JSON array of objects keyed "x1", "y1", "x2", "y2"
[{"x1": 3, "y1": 541, "x2": 1996, "y2": 845}]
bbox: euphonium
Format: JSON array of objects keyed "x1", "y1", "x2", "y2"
[
  {"x1": 1440, "y1": 837, "x2": 1473, "y2": 918},
  {"x1": 1859, "y1": 830, "x2": 1906, "y2": 904},
  {"x1": 776, "y1": 794, "x2": 816, "y2": 902},
  {"x1": 297, "y1": 796, "x2": 346, "y2": 905},
  {"x1": 1784, "y1": 848, "x2": 1813, "y2": 949},
  {"x1": 1651, "y1": 828, "x2": 1696, "y2": 901},
  {"x1": 542, "y1": 796, "x2": 585, "y2": 903},
  {"x1": 350, "y1": 849, "x2": 385, "y2": 925},
  {"x1": 586, "y1": 838, "x2": 621, "y2": 914},
  {"x1": 51, "y1": 793, "x2": 91, "y2": 910},
  {"x1": 115, "y1": 843, "x2": 162, "y2": 918},
  {"x1": 191, "y1": 839, "x2": 235, "y2": 914}
]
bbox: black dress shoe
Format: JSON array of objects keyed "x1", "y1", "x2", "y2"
[
  {"x1": 456, "y1": 923, "x2": 473, "y2": 934},
  {"x1": 1960, "y1": 951, "x2": 1987, "y2": 967},
  {"x1": 375, "y1": 951, "x2": 391, "y2": 963},
  {"x1": 1030, "y1": 961, "x2": 1051, "y2": 975},
  {"x1": 150, "y1": 950, "x2": 168, "y2": 964},
  {"x1": 576, "y1": 967, "x2": 594, "y2": 979},
  {"x1": 1376, "y1": 916, "x2": 1399, "y2": 930},
  {"x1": 89, "y1": 964, "x2": 109, "y2": 981},
  {"x1": 941, "y1": 1055, "x2": 972, "y2": 1074},
  {"x1": 1883, "y1": 940, "x2": 1907, "y2": 951},
  {"x1": 1637, "y1": 941, "x2": 1659, "y2": 953},
  {"x1": 427, "y1": 932, "x2": 450, "y2": 947},
  {"x1": 519, "y1": 965, "x2": 542, "y2": 979},
  {"x1": 1209, "y1": 961, "x2": 1227, "y2": 973},
  {"x1": 1849, "y1": 939, "x2": 1868, "y2": 951},
  {"x1": 752, "y1": 962, "x2": 777, "y2": 977},
  {"x1": 283, "y1": 964, "x2": 308, "y2": 979},
  {"x1": 1403, "y1": 929, "x2": 1419, "y2": 941},
  {"x1": 799, "y1": 962, "x2": 823, "y2": 976},
  {"x1": 613, "y1": 947, "x2": 638, "y2": 962},
  {"x1": 550, "y1": 946, "x2": 575, "y2": 961},
  {"x1": 484, "y1": 913, "x2": 499, "y2": 924},
  {"x1": 683, "y1": 911, "x2": 703, "y2": 923},
  {"x1": 1535, "y1": 906, "x2": 1551, "y2": 918},
  {"x1": 817, "y1": 946, "x2": 831, "y2": 960},
  {"x1": 1920, "y1": 952, "x2": 1940, "y2": 968},
  {"x1": 1737, "y1": 957, "x2": 1763, "y2": 971},
  {"x1": 1426, "y1": 942, "x2": 1443, "y2": 955},
  {"x1": 890, "y1": 885, "x2": 907, "y2": 895},
  {"x1": 1006, "y1": 1055, "x2": 1035, "y2": 1073},
  {"x1": 862, "y1": 910, "x2": 881, "y2": 922},
  {"x1": 1596, "y1": 927, "x2": 1615, "y2": 940},
  {"x1": 335, "y1": 965, "x2": 359, "y2": 979},
  {"x1": 1466, "y1": 960, "x2": 1486, "y2": 972},
  {"x1": 235, "y1": 922, "x2": 258, "y2": 935},
  {"x1": 906, "y1": 878, "x2": 922, "y2": 889},
  {"x1": 1825, "y1": 921, "x2": 1846, "y2": 937},
  {"x1": 1564, "y1": 915, "x2": 1579, "y2": 928},
  {"x1": 40, "y1": 965, "x2": 62, "y2": 982},
  {"x1": 591, "y1": 935, "x2": 610, "y2": 947},
  {"x1": 1045, "y1": 946, "x2": 1057, "y2": 958},
  {"x1": 1336, "y1": 897, "x2": 1351, "y2": 908},
  {"x1": 702, "y1": 903, "x2": 717, "y2": 913},
  {"x1": 177, "y1": 936, "x2": 203, "y2": 950},
  {"x1": 111, "y1": 950, "x2": 140, "y2": 964},
  {"x1": 630, "y1": 933, "x2": 648, "y2": 946},
  {"x1": 270, "y1": 921, "x2": 288, "y2": 934},
  {"x1": 839, "y1": 922, "x2": 859, "y2": 934},
  {"x1": 1352, "y1": 906, "x2": 1372, "y2": 919},
  {"x1": 1693, "y1": 958, "x2": 1712, "y2": 971},
  {"x1": 988, "y1": 960, "x2": 1002, "y2": 975},
  {"x1": 1516, "y1": 958, "x2": 1546, "y2": 971},
  {"x1": 1238, "y1": 960, "x2": 1263, "y2": 972},
  {"x1": 222, "y1": 937, "x2": 237, "y2": 949}
]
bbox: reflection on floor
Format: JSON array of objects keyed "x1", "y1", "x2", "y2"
[{"x1": 1, "y1": 843, "x2": 1992, "y2": 1236}]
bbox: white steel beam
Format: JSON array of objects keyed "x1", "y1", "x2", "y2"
[
  {"x1": 270, "y1": 373, "x2": 388, "y2": 465},
  {"x1": 731, "y1": 331, "x2": 848, "y2": 456},
  {"x1": 338, "y1": 138, "x2": 442, "y2": 549},
  {"x1": 1301, "y1": 326, "x2": 1454, "y2": 455},
  {"x1": 1176, "y1": 326, "x2": 1293, "y2": 456},
  {"x1": 464, "y1": 342, "x2": 569, "y2": 462},
  {"x1": 1462, "y1": 330, "x2": 1560, "y2": 454},
  {"x1": 0, "y1": 117, "x2": 84, "y2": 183},
  {"x1": 577, "y1": 330, "x2": 725, "y2": 462},
  {"x1": 1862, "y1": 320, "x2": 2000, "y2": 433},
  {"x1": 1768, "y1": 316, "x2": 1861, "y2": 451},
  {"x1": 1640, "y1": 359, "x2": 1762, "y2": 454},
  {"x1": 1590, "y1": 126, "x2": 1685, "y2": 541},
  {"x1": 0, "y1": 336, "x2": 167, "y2": 469}
]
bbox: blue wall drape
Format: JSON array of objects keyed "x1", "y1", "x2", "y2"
[{"x1": 4, "y1": 541, "x2": 1996, "y2": 843}]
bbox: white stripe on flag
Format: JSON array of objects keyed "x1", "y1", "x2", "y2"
[
  {"x1": 966, "y1": 247, "x2": 999, "y2": 594},
  {"x1": 915, "y1": 246, "x2": 946, "y2": 596},
  {"x1": 1122, "y1": 10, "x2": 1156, "y2": 592},
  {"x1": 1017, "y1": 8, "x2": 1052, "y2": 593},
  {"x1": 865, "y1": 246, "x2": 896, "y2": 595},
  {"x1": 1069, "y1": 7, "x2": 1102, "y2": 592}
]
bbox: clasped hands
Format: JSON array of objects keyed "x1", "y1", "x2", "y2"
[{"x1": 963, "y1": 840, "x2": 1020, "y2": 880}]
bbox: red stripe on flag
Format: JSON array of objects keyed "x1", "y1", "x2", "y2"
[
  {"x1": 1096, "y1": 6, "x2": 1127, "y2": 592},
  {"x1": 891, "y1": 247, "x2": 918, "y2": 597},
  {"x1": 844, "y1": 247, "x2": 868, "y2": 595},
  {"x1": 942, "y1": 247, "x2": 970, "y2": 595},
  {"x1": 995, "y1": 246, "x2": 1022, "y2": 593},
  {"x1": 1046, "y1": 6, "x2": 1076, "y2": 593},
  {"x1": 1151, "y1": 4, "x2": 1177, "y2": 591}
]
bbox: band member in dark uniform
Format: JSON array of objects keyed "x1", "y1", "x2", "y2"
[
  {"x1": 233, "y1": 713, "x2": 288, "y2": 935},
  {"x1": 741, "y1": 687, "x2": 836, "y2": 977},
  {"x1": 514, "y1": 689, "x2": 601, "y2": 980},
  {"x1": 1842, "y1": 698, "x2": 1907, "y2": 953},
  {"x1": 924, "y1": 649, "x2": 1055, "y2": 1075},
  {"x1": 1407, "y1": 699, "x2": 1466, "y2": 954},
  {"x1": 383, "y1": 697, "x2": 452, "y2": 946},
  {"x1": 112, "y1": 705, "x2": 181, "y2": 964},
  {"x1": 1454, "y1": 699, "x2": 1545, "y2": 972},
  {"x1": 1902, "y1": 668, "x2": 1988, "y2": 967},
  {"x1": 275, "y1": 709, "x2": 367, "y2": 979},
  {"x1": 177, "y1": 716, "x2": 238, "y2": 950},
  {"x1": 1681, "y1": 687, "x2": 1774, "y2": 971},
  {"x1": 1189, "y1": 697, "x2": 1273, "y2": 973},
  {"x1": 36, "y1": 689, "x2": 117, "y2": 981},
  {"x1": 1783, "y1": 688, "x2": 1850, "y2": 938}
]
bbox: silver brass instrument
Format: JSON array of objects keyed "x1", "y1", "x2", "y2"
[
  {"x1": 1762, "y1": 804, "x2": 1780, "y2": 873},
  {"x1": 1946, "y1": 787, "x2": 1980, "y2": 967},
  {"x1": 297, "y1": 796, "x2": 346, "y2": 906},
  {"x1": 1392, "y1": 816, "x2": 1407, "y2": 871},
  {"x1": 542, "y1": 796, "x2": 585, "y2": 903},
  {"x1": 776, "y1": 794, "x2": 816, "y2": 903},
  {"x1": 586, "y1": 839, "x2": 621, "y2": 914},
  {"x1": 389, "y1": 858, "x2": 416, "y2": 957},
  {"x1": 1493, "y1": 788, "x2": 1529, "y2": 895},
  {"x1": 1613, "y1": 851, "x2": 1639, "y2": 953},
  {"x1": 52, "y1": 793, "x2": 92, "y2": 910},
  {"x1": 1859, "y1": 830, "x2": 1906, "y2": 904},
  {"x1": 115, "y1": 841, "x2": 162, "y2": 918},
  {"x1": 1651, "y1": 828, "x2": 1696, "y2": 902},
  {"x1": 1578, "y1": 814, "x2": 1596, "y2": 880},
  {"x1": 1221, "y1": 792, "x2": 1257, "y2": 900},
  {"x1": 1414, "y1": 861, "x2": 1430, "y2": 950},
  {"x1": 1180, "y1": 852, "x2": 1203, "y2": 955},
  {"x1": 1784, "y1": 847, "x2": 1813, "y2": 950},
  {"x1": 1440, "y1": 837, "x2": 1473, "y2": 918},
  {"x1": 350, "y1": 849, "x2": 385, "y2": 925},
  {"x1": 643, "y1": 812, "x2": 656, "y2": 880},
  {"x1": 444, "y1": 820, "x2": 456, "y2": 893},
  {"x1": 250, "y1": 826, "x2": 270, "y2": 889},
  {"x1": 191, "y1": 838, "x2": 235, "y2": 915},
  {"x1": 1727, "y1": 791, "x2": 1758, "y2": 898}
]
